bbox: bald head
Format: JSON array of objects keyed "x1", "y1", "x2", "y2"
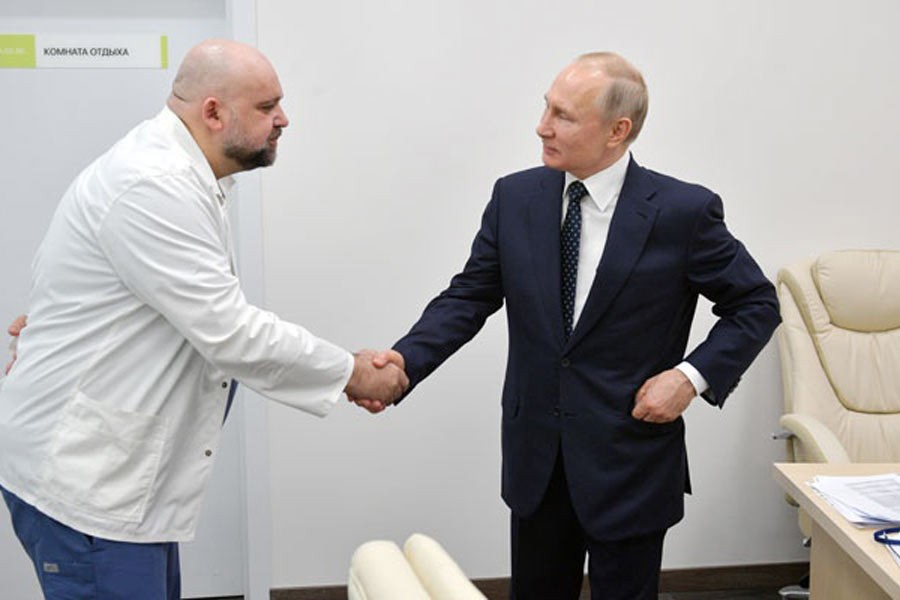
[
  {"x1": 166, "y1": 39, "x2": 288, "y2": 178},
  {"x1": 169, "y1": 39, "x2": 276, "y2": 106}
]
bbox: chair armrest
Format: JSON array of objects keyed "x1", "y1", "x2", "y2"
[
  {"x1": 779, "y1": 413, "x2": 851, "y2": 463},
  {"x1": 349, "y1": 540, "x2": 430, "y2": 600},
  {"x1": 404, "y1": 533, "x2": 487, "y2": 600}
]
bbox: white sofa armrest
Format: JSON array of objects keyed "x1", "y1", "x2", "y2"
[
  {"x1": 349, "y1": 540, "x2": 430, "y2": 600},
  {"x1": 403, "y1": 533, "x2": 487, "y2": 600}
]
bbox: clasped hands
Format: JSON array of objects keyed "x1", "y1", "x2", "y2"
[{"x1": 344, "y1": 349, "x2": 407, "y2": 414}]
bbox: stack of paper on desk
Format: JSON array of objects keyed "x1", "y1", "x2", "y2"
[
  {"x1": 809, "y1": 473, "x2": 900, "y2": 526},
  {"x1": 808, "y1": 473, "x2": 900, "y2": 566}
]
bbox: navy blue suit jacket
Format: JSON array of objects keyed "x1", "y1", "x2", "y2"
[{"x1": 394, "y1": 158, "x2": 780, "y2": 540}]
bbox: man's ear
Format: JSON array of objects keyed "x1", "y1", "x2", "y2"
[
  {"x1": 608, "y1": 117, "x2": 633, "y2": 147},
  {"x1": 200, "y1": 97, "x2": 226, "y2": 132}
]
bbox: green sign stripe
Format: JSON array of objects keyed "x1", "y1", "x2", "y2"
[
  {"x1": 160, "y1": 35, "x2": 168, "y2": 69},
  {"x1": 0, "y1": 34, "x2": 36, "y2": 68}
]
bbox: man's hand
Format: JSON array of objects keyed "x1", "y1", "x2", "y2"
[
  {"x1": 5, "y1": 314, "x2": 27, "y2": 375},
  {"x1": 344, "y1": 349, "x2": 408, "y2": 413},
  {"x1": 631, "y1": 368, "x2": 696, "y2": 423}
]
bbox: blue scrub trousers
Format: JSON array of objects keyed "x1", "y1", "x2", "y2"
[{"x1": 1, "y1": 486, "x2": 181, "y2": 600}]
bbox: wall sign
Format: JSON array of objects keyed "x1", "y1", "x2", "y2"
[{"x1": 0, "y1": 34, "x2": 167, "y2": 69}]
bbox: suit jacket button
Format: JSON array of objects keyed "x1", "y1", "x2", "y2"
[
  {"x1": 553, "y1": 405, "x2": 561, "y2": 417},
  {"x1": 561, "y1": 358, "x2": 571, "y2": 368}
]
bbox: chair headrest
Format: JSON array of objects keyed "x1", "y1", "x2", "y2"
[{"x1": 813, "y1": 250, "x2": 900, "y2": 332}]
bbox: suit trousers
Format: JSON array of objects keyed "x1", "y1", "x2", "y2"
[
  {"x1": 509, "y1": 450, "x2": 666, "y2": 600},
  {"x1": 1, "y1": 486, "x2": 181, "y2": 600}
]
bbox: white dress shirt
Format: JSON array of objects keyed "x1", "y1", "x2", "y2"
[
  {"x1": 563, "y1": 152, "x2": 708, "y2": 395},
  {"x1": 0, "y1": 107, "x2": 354, "y2": 543}
]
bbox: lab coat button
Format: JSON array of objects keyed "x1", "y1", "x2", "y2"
[
  {"x1": 221, "y1": 381, "x2": 228, "y2": 389},
  {"x1": 205, "y1": 449, "x2": 212, "y2": 457}
]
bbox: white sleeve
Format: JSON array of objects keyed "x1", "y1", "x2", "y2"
[
  {"x1": 675, "y1": 361, "x2": 709, "y2": 397},
  {"x1": 97, "y1": 173, "x2": 353, "y2": 417}
]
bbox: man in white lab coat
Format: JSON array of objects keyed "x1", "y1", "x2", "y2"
[{"x1": 0, "y1": 39, "x2": 405, "y2": 600}]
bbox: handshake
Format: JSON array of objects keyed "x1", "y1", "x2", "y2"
[{"x1": 344, "y1": 349, "x2": 407, "y2": 414}]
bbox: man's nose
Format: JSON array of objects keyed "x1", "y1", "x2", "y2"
[
  {"x1": 275, "y1": 106, "x2": 289, "y2": 128},
  {"x1": 536, "y1": 111, "x2": 552, "y2": 138}
]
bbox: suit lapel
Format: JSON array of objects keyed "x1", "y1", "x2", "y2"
[
  {"x1": 567, "y1": 159, "x2": 659, "y2": 349},
  {"x1": 526, "y1": 169, "x2": 566, "y2": 345}
]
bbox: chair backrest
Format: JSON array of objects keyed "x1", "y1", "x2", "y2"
[{"x1": 777, "y1": 249, "x2": 900, "y2": 462}]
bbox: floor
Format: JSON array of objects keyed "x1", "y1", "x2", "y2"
[
  {"x1": 579, "y1": 588, "x2": 796, "y2": 599},
  {"x1": 658, "y1": 591, "x2": 788, "y2": 600},
  {"x1": 211, "y1": 587, "x2": 795, "y2": 600},
  {"x1": 215, "y1": 582, "x2": 801, "y2": 600},
  {"x1": 216, "y1": 593, "x2": 788, "y2": 600}
]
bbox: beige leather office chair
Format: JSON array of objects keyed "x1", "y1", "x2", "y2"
[
  {"x1": 348, "y1": 533, "x2": 487, "y2": 600},
  {"x1": 775, "y1": 249, "x2": 900, "y2": 598}
]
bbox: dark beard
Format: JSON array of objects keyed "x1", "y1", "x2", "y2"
[{"x1": 224, "y1": 143, "x2": 275, "y2": 172}]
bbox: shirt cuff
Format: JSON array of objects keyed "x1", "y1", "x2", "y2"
[{"x1": 675, "y1": 361, "x2": 709, "y2": 397}]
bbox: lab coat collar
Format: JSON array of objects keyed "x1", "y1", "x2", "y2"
[{"x1": 158, "y1": 106, "x2": 235, "y2": 206}]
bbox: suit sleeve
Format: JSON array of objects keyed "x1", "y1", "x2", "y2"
[
  {"x1": 393, "y1": 183, "x2": 506, "y2": 400},
  {"x1": 682, "y1": 194, "x2": 780, "y2": 406}
]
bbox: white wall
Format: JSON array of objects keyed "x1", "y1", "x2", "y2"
[{"x1": 256, "y1": 0, "x2": 900, "y2": 588}]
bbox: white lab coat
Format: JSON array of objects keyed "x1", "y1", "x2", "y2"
[{"x1": 0, "y1": 107, "x2": 353, "y2": 542}]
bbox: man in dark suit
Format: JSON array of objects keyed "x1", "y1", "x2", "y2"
[{"x1": 354, "y1": 52, "x2": 780, "y2": 600}]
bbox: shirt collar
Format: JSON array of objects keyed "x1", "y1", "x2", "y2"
[
  {"x1": 158, "y1": 106, "x2": 236, "y2": 206},
  {"x1": 564, "y1": 151, "x2": 631, "y2": 213}
]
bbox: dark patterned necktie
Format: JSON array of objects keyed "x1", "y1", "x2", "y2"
[{"x1": 561, "y1": 181, "x2": 587, "y2": 339}]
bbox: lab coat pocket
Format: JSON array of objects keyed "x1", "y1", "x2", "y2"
[{"x1": 45, "y1": 392, "x2": 167, "y2": 524}]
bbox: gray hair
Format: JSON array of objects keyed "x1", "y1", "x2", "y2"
[{"x1": 578, "y1": 52, "x2": 648, "y2": 144}]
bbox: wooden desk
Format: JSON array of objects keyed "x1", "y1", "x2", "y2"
[{"x1": 774, "y1": 463, "x2": 900, "y2": 600}]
